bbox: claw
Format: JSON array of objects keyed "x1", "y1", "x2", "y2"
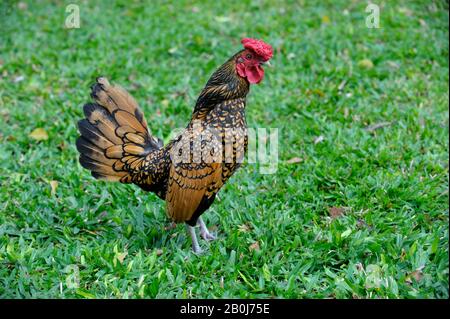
[
  {"x1": 201, "y1": 230, "x2": 216, "y2": 241},
  {"x1": 198, "y1": 217, "x2": 216, "y2": 241}
]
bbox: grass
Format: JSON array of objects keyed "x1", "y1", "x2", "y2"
[{"x1": 0, "y1": 0, "x2": 448, "y2": 299}]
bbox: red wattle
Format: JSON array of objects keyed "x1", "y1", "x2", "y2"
[
  {"x1": 245, "y1": 65, "x2": 264, "y2": 84},
  {"x1": 236, "y1": 64, "x2": 264, "y2": 84}
]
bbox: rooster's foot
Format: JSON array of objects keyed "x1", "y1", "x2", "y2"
[{"x1": 186, "y1": 224, "x2": 203, "y2": 254}]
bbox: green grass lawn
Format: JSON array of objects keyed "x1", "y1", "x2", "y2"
[{"x1": 0, "y1": 0, "x2": 448, "y2": 298}]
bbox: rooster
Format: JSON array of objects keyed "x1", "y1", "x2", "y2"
[{"x1": 76, "y1": 38, "x2": 273, "y2": 253}]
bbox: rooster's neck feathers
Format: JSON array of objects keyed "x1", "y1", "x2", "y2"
[{"x1": 192, "y1": 51, "x2": 249, "y2": 120}]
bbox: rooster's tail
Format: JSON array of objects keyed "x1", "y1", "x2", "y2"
[{"x1": 76, "y1": 77, "x2": 161, "y2": 182}]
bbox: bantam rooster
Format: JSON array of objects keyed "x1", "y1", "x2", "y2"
[{"x1": 76, "y1": 38, "x2": 273, "y2": 253}]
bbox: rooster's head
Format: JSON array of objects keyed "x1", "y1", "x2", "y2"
[{"x1": 235, "y1": 38, "x2": 273, "y2": 84}]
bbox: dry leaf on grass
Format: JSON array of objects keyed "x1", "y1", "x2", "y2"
[
  {"x1": 286, "y1": 157, "x2": 303, "y2": 164},
  {"x1": 49, "y1": 180, "x2": 58, "y2": 195},
  {"x1": 164, "y1": 222, "x2": 177, "y2": 231},
  {"x1": 249, "y1": 241, "x2": 260, "y2": 252},
  {"x1": 18, "y1": 2, "x2": 28, "y2": 10},
  {"x1": 29, "y1": 128, "x2": 48, "y2": 141},
  {"x1": 116, "y1": 251, "x2": 128, "y2": 264},
  {"x1": 407, "y1": 266, "x2": 425, "y2": 283},
  {"x1": 238, "y1": 223, "x2": 251, "y2": 233},
  {"x1": 328, "y1": 207, "x2": 345, "y2": 219}
]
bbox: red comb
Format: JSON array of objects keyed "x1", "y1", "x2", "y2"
[{"x1": 241, "y1": 38, "x2": 273, "y2": 61}]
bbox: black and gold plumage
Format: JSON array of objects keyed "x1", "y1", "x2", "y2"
[{"x1": 76, "y1": 39, "x2": 273, "y2": 253}]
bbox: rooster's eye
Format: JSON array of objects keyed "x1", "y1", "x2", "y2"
[{"x1": 246, "y1": 54, "x2": 252, "y2": 59}]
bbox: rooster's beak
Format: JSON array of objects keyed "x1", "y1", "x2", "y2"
[{"x1": 261, "y1": 61, "x2": 272, "y2": 67}]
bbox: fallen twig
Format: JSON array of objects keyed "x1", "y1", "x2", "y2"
[{"x1": 365, "y1": 121, "x2": 392, "y2": 132}]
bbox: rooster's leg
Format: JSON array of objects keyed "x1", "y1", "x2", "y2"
[
  {"x1": 198, "y1": 217, "x2": 216, "y2": 241},
  {"x1": 186, "y1": 224, "x2": 202, "y2": 254}
]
